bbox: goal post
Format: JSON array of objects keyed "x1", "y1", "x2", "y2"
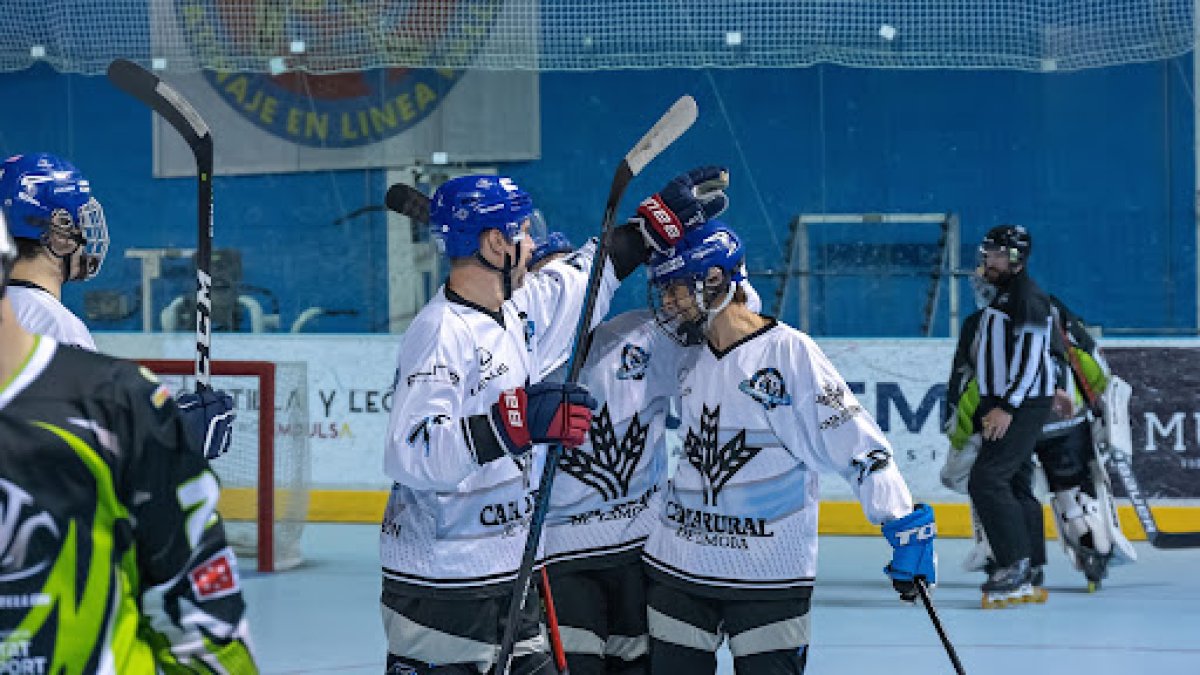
[
  {"x1": 139, "y1": 359, "x2": 310, "y2": 572},
  {"x1": 771, "y1": 212, "x2": 963, "y2": 337}
]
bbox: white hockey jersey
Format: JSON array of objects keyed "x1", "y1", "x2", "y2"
[
  {"x1": 643, "y1": 320, "x2": 914, "y2": 598},
  {"x1": 543, "y1": 310, "x2": 698, "y2": 568},
  {"x1": 381, "y1": 241, "x2": 620, "y2": 594},
  {"x1": 7, "y1": 282, "x2": 97, "y2": 351}
]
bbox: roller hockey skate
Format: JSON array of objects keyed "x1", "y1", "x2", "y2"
[{"x1": 981, "y1": 559, "x2": 1047, "y2": 608}]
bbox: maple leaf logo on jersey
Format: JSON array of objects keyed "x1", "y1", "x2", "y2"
[
  {"x1": 815, "y1": 382, "x2": 864, "y2": 430},
  {"x1": 616, "y1": 343, "x2": 650, "y2": 381},
  {"x1": 558, "y1": 404, "x2": 650, "y2": 501},
  {"x1": 684, "y1": 406, "x2": 761, "y2": 506}
]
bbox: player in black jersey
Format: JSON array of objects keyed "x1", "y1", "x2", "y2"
[{"x1": 0, "y1": 212, "x2": 257, "y2": 673}]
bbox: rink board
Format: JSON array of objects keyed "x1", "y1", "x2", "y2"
[{"x1": 97, "y1": 332, "x2": 1200, "y2": 535}]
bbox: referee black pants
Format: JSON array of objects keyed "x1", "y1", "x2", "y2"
[{"x1": 968, "y1": 400, "x2": 1052, "y2": 568}]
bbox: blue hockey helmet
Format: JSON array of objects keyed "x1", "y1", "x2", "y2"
[
  {"x1": 429, "y1": 174, "x2": 533, "y2": 259},
  {"x1": 648, "y1": 219, "x2": 746, "y2": 344},
  {"x1": 0, "y1": 153, "x2": 109, "y2": 280},
  {"x1": 529, "y1": 231, "x2": 574, "y2": 270}
]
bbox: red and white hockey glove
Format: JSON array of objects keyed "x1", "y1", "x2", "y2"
[
  {"x1": 490, "y1": 382, "x2": 597, "y2": 455},
  {"x1": 633, "y1": 166, "x2": 730, "y2": 253}
]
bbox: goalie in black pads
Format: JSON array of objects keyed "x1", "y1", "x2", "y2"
[
  {"x1": 0, "y1": 205, "x2": 257, "y2": 672},
  {"x1": 380, "y1": 169, "x2": 725, "y2": 674},
  {"x1": 639, "y1": 220, "x2": 936, "y2": 674}
]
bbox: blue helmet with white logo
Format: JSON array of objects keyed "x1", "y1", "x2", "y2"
[
  {"x1": 0, "y1": 153, "x2": 109, "y2": 280},
  {"x1": 648, "y1": 219, "x2": 746, "y2": 345},
  {"x1": 429, "y1": 174, "x2": 533, "y2": 259}
]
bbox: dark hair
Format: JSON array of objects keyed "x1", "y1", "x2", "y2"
[{"x1": 15, "y1": 237, "x2": 44, "y2": 262}]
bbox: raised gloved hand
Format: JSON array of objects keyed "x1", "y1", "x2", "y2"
[
  {"x1": 882, "y1": 503, "x2": 938, "y2": 602},
  {"x1": 177, "y1": 387, "x2": 236, "y2": 460},
  {"x1": 491, "y1": 382, "x2": 597, "y2": 455},
  {"x1": 634, "y1": 166, "x2": 730, "y2": 252}
]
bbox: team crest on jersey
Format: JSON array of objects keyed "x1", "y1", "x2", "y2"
[
  {"x1": 616, "y1": 343, "x2": 650, "y2": 381},
  {"x1": 0, "y1": 478, "x2": 60, "y2": 583},
  {"x1": 739, "y1": 368, "x2": 792, "y2": 410},
  {"x1": 559, "y1": 406, "x2": 650, "y2": 501},
  {"x1": 684, "y1": 406, "x2": 761, "y2": 506},
  {"x1": 815, "y1": 382, "x2": 864, "y2": 429},
  {"x1": 407, "y1": 414, "x2": 451, "y2": 456}
]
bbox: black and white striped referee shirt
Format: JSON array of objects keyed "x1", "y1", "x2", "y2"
[{"x1": 975, "y1": 270, "x2": 1056, "y2": 412}]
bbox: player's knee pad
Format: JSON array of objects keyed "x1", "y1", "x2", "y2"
[{"x1": 1052, "y1": 488, "x2": 1112, "y2": 556}]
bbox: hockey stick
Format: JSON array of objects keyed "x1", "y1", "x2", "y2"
[
  {"x1": 1107, "y1": 449, "x2": 1200, "y2": 549},
  {"x1": 538, "y1": 568, "x2": 570, "y2": 674},
  {"x1": 1057, "y1": 325, "x2": 1200, "y2": 549},
  {"x1": 915, "y1": 580, "x2": 966, "y2": 675},
  {"x1": 496, "y1": 95, "x2": 699, "y2": 675},
  {"x1": 107, "y1": 59, "x2": 214, "y2": 389},
  {"x1": 384, "y1": 183, "x2": 431, "y2": 224}
]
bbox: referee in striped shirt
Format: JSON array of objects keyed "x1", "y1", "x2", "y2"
[{"x1": 968, "y1": 224, "x2": 1057, "y2": 601}]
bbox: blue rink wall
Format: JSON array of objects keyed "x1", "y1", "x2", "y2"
[{"x1": 0, "y1": 58, "x2": 1195, "y2": 335}]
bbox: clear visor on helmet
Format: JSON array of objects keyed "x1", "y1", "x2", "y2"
[
  {"x1": 528, "y1": 208, "x2": 548, "y2": 243},
  {"x1": 648, "y1": 266, "x2": 735, "y2": 346},
  {"x1": 0, "y1": 208, "x2": 13, "y2": 291}
]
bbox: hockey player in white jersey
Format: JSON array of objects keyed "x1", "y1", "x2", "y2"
[
  {"x1": 381, "y1": 168, "x2": 729, "y2": 674},
  {"x1": 0, "y1": 152, "x2": 234, "y2": 461},
  {"x1": 640, "y1": 221, "x2": 936, "y2": 674}
]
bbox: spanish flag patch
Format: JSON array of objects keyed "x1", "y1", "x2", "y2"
[{"x1": 151, "y1": 384, "x2": 171, "y2": 409}]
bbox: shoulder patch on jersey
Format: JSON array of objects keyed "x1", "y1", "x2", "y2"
[
  {"x1": 138, "y1": 366, "x2": 160, "y2": 384},
  {"x1": 189, "y1": 548, "x2": 240, "y2": 601},
  {"x1": 406, "y1": 364, "x2": 461, "y2": 387},
  {"x1": 851, "y1": 448, "x2": 892, "y2": 484},
  {"x1": 150, "y1": 384, "x2": 171, "y2": 409},
  {"x1": 616, "y1": 343, "x2": 650, "y2": 381},
  {"x1": 738, "y1": 367, "x2": 792, "y2": 410},
  {"x1": 814, "y1": 382, "x2": 864, "y2": 429}
]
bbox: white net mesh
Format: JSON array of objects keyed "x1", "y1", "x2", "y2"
[
  {"x1": 0, "y1": 1, "x2": 1192, "y2": 74},
  {"x1": 144, "y1": 360, "x2": 311, "y2": 572}
]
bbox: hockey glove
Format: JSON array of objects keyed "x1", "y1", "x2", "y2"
[
  {"x1": 634, "y1": 166, "x2": 730, "y2": 252},
  {"x1": 491, "y1": 382, "x2": 597, "y2": 455},
  {"x1": 882, "y1": 503, "x2": 938, "y2": 602},
  {"x1": 177, "y1": 388, "x2": 236, "y2": 460}
]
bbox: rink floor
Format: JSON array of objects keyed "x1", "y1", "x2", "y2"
[{"x1": 243, "y1": 524, "x2": 1200, "y2": 675}]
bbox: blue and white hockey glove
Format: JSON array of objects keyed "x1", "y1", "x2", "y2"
[
  {"x1": 490, "y1": 382, "x2": 597, "y2": 455},
  {"x1": 633, "y1": 165, "x2": 730, "y2": 252},
  {"x1": 177, "y1": 388, "x2": 236, "y2": 460},
  {"x1": 882, "y1": 503, "x2": 938, "y2": 602}
]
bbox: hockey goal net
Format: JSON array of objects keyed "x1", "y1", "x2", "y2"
[{"x1": 139, "y1": 359, "x2": 310, "y2": 572}]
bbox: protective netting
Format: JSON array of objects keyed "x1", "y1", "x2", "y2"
[
  {"x1": 0, "y1": 1, "x2": 1192, "y2": 75},
  {"x1": 145, "y1": 360, "x2": 311, "y2": 572}
]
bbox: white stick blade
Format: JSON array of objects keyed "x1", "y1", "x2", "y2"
[{"x1": 624, "y1": 95, "x2": 698, "y2": 176}]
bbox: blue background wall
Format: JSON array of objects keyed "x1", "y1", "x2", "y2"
[{"x1": 0, "y1": 58, "x2": 1194, "y2": 335}]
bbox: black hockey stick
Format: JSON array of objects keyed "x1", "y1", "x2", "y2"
[
  {"x1": 1107, "y1": 450, "x2": 1200, "y2": 549},
  {"x1": 385, "y1": 183, "x2": 431, "y2": 224},
  {"x1": 108, "y1": 59, "x2": 215, "y2": 389},
  {"x1": 1058, "y1": 332, "x2": 1200, "y2": 550},
  {"x1": 496, "y1": 95, "x2": 699, "y2": 675},
  {"x1": 915, "y1": 580, "x2": 966, "y2": 675}
]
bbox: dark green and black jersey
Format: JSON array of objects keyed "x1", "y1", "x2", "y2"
[{"x1": 0, "y1": 337, "x2": 256, "y2": 674}]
